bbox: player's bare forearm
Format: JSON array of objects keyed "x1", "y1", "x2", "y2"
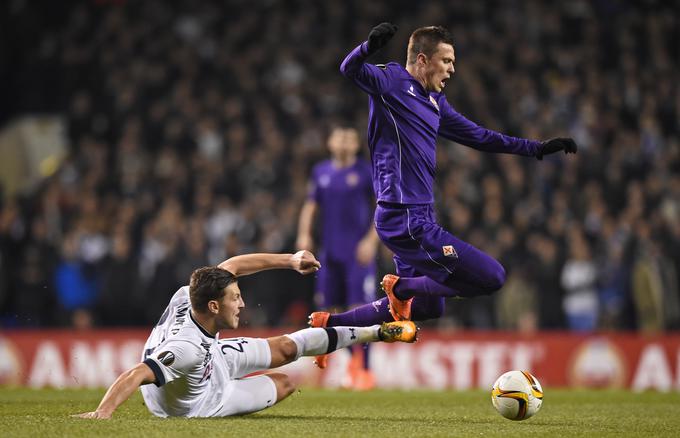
[
  {"x1": 356, "y1": 225, "x2": 379, "y2": 265},
  {"x1": 362, "y1": 224, "x2": 379, "y2": 246},
  {"x1": 73, "y1": 363, "x2": 155, "y2": 419},
  {"x1": 296, "y1": 201, "x2": 318, "y2": 251},
  {"x1": 219, "y1": 251, "x2": 321, "y2": 277}
]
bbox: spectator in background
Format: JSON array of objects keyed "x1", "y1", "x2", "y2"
[
  {"x1": 14, "y1": 217, "x2": 59, "y2": 326},
  {"x1": 597, "y1": 239, "x2": 629, "y2": 330},
  {"x1": 561, "y1": 229, "x2": 598, "y2": 331},
  {"x1": 528, "y1": 233, "x2": 566, "y2": 330},
  {"x1": 496, "y1": 263, "x2": 538, "y2": 332},
  {"x1": 632, "y1": 221, "x2": 680, "y2": 332},
  {"x1": 54, "y1": 231, "x2": 98, "y2": 328},
  {"x1": 97, "y1": 232, "x2": 143, "y2": 326}
]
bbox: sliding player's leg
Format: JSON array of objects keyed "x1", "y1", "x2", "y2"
[{"x1": 212, "y1": 324, "x2": 417, "y2": 417}]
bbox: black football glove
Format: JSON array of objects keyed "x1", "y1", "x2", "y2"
[
  {"x1": 366, "y1": 22, "x2": 398, "y2": 55},
  {"x1": 536, "y1": 137, "x2": 578, "y2": 160}
]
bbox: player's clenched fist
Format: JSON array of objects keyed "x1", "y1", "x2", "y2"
[
  {"x1": 367, "y1": 22, "x2": 398, "y2": 55},
  {"x1": 536, "y1": 137, "x2": 578, "y2": 160},
  {"x1": 291, "y1": 250, "x2": 321, "y2": 274}
]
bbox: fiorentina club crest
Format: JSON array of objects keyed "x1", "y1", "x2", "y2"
[
  {"x1": 429, "y1": 95, "x2": 439, "y2": 111},
  {"x1": 442, "y1": 245, "x2": 457, "y2": 258},
  {"x1": 346, "y1": 172, "x2": 359, "y2": 187}
]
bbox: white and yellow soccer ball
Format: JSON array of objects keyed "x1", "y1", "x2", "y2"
[{"x1": 491, "y1": 370, "x2": 544, "y2": 421}]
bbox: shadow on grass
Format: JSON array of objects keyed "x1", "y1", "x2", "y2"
[
  {"x1": 233, "y1": 413, "x2": 590, "y2": 428},
  {"x1": 229, "y1": 413, "x2": 498, "y2": 426}
]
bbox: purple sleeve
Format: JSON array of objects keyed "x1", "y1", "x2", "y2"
[
  {"x1": 438, "y1": 97, "x2": 541, "y2": 157},
  {"x1": 340, "y1": 42, "x2": 393, "y2": 95}
]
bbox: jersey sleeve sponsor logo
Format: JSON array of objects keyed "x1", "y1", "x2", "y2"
[
  {"x1": 157, "y1": 351, "x2": 176, "y2": 366},
  {"x1": 319, "y1": 174, "x2": 331, "y2": 188},
  {"x1": 442, "y1": 245, "x2": 458, "y2": 258}
]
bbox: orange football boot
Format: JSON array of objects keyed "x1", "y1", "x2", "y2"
[
  {"x1": 379, "y1": 320, "x2": 419, "y2": 343},
  {"x1": 308, "y1": 311, "x2": 330, "y2": 368},
  {"x1": 381, "y1": 274, "x2": 413, "y2": 321}
]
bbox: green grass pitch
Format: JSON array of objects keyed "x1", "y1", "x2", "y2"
[{"x1": 1, "y1": 387, "x2": 679, "y2": 437}]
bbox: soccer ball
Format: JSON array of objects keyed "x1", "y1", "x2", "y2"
[{"x1": 491, "y1": 370, "x2": 544, "y2": 421}]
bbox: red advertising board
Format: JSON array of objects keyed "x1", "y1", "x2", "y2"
[{"x1": 1, "y1": 329, "x2": 678, "y2": 391}]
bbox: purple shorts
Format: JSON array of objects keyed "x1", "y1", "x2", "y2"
[
  {"x1": 315, "y1": 254, "x2": 376, "y2": 309},
  {"x1": 374, "y1": 203, "x2": 474, "y2": 284}
]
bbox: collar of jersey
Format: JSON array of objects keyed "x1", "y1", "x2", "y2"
[
  {"x1": 189, "y1": 310, "x2": 216, "y2": 338},
  {"x1": 410, "y1": 79, "x2": 430, "y2": 97}
]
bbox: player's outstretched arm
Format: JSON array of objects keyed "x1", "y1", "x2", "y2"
[
  {"x1": 356, "y1": 224, "x2": 379, "y2": 266},
  {"x1": 535, "y1": 137, "x2": 578, "y2": 160},
  {"x1": 340, "y1": 22, "x2": 397, "y2": 94},
  {"x1": 296, "y1": 200, "x2": 318, "y2": 252},
  {"x1": 438, "y1": 100, "x2": 578, "y2": 159},
  {"x1": 218, "y1": 250, "x2": 321, "y2": 277},
  {"x1": 72, "y1": 363, "x2": 155, "y2": 419}
]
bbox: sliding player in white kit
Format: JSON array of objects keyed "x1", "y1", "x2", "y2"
[{"x1": 74, "y1": 250, "x2": 417, "y2": 419}]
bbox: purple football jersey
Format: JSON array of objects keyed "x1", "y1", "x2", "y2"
[
  {"x1": 340, "y1": 42, "x2": 542, "y2": 205},
  {"x1": 309, "y1": 158, "x2": 374, "y2": 261}
]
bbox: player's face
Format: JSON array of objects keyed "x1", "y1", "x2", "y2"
[
  {"x1": 327, "y1": 128, "x2": 345, "y2": 157},
  {"x1": 328, "y1": 128, "x2": 359, "y2": 159},
  {"x1": 216, "y1": 283, "x2": 244, "y2": 329},
  {"x1": 423, "y1": 42, "x2": 455, "y2": 93},
  {"x1": 343, "y1": 129, "x2": 360, "y2": 155}
]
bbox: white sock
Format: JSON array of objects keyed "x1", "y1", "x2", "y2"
[{"x1": 285, "y1": 326, "x2": 380, "y2": 360}]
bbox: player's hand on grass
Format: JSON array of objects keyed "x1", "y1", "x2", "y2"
[
  {"x1": 536, "y1": 137, "x2": 578, "y2": 160},
  {"x1": 292, "y1": 250, "x2": 321, "y2": 275},
  {"x1": 367, "y1": 22, "x2": 398, "y2": 55},
  {"x1": 356, "y1": 237, "x2": 377, "y2": 266},
  {"x1": 72, "y1": 410, "x2": 112, "y2": 419}
]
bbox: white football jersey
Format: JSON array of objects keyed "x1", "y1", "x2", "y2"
[{"x1": 140, "y1": 286, "x2": 230, "y2": 417}]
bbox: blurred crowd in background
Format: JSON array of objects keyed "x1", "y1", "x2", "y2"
[{"x1": 1, "y1": 0, "x2": 679, "y2": 332}]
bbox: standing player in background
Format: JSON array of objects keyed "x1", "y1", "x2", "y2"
[
  {"x1": 309, "y1": 24, "x2": 577, "y2": 329},
  {"x1": 296, "y1": 126, "x2": 380, "y2": 390},
  {"x1": 73, "y1": 250, "x2": 416, "y2": 419}
]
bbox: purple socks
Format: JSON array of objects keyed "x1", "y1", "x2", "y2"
[
  {"x1": 327, "y1": 298, "x2": 392, "y2": 326},
  {"x1": 326, "y1": 295, "x2": 446, "y2": 326}
]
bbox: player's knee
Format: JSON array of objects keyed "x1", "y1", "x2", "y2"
[
  {"x1": 483, "y1": 264, "x2": 506, "y2": 294},
  {"x1": 279, "y1": 337, "x2": 299, "y2": 363},
  {"x1": 412, "y1": 297, "x2": 445, "y2": 320},
  {"x1": 269, "y1": 373, "x2": 296, "y2": 401}
]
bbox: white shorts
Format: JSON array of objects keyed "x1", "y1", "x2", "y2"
[{"x1": 213, "y1": 337, "x2": 278, "y2": 417}]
